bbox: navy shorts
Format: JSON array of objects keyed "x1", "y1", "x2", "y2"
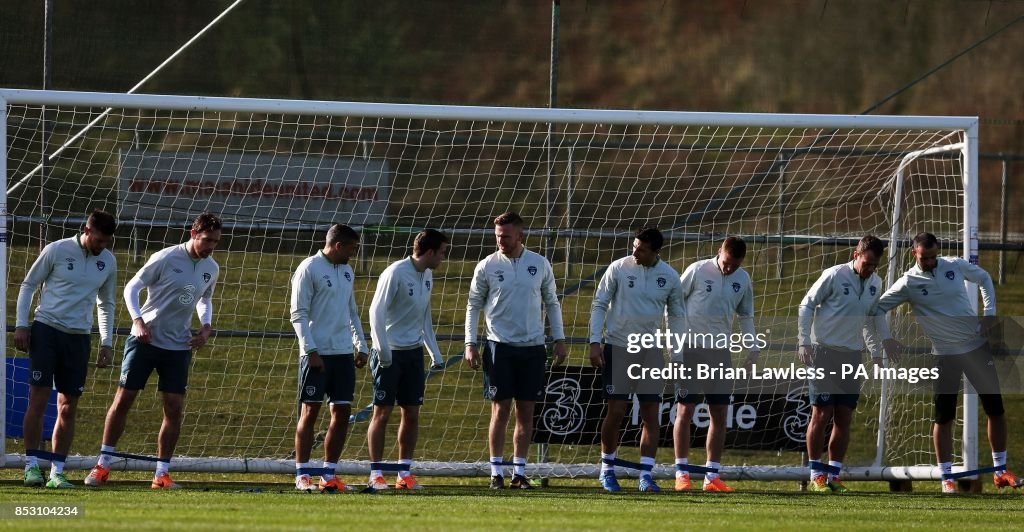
[
  {"x1": 933, "y1": 345, "x2": 1004, "y2": 423},
  {"x1": 486, "y1": 342, "x2": 546, "y2": 402},
  {"x1": 601, "y1": 344, "x2": 663, "y2": 403},
  {"x1": 675, "y1": 348, "x2": 732, "y2": 405},
  {"x1": 807, "y1": 346, "x2": 862, "y2": 409},
  {"x1": 372, "y1": 347, "x2": 426, "y2": 407},
  {"x1": 120, "y1": 335, "x2": 192, "y2": 394},
  {"x1": 299, "y1": 354, "x2": 356, "y2": 405},
  {"x1": 28, "y1": 321, "x2": 90, "y2": 396}
]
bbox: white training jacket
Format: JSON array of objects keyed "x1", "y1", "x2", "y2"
[
  {"x1": 589, "y1": 256, "x2": 686, "y2": 347},
  {"x1": 125, "y1": 243, "x2": 218, "y2": 351},
  {"x1": 679, "y1": 257, "x2": 758, "y2": 348},
  {"x1": 465, "y1": 248, "x2": 565, "y2": 346},
  {"x1": 16, "y1": 235, "x2": 118, "y2": 346},
  {"x1": 797, "y1": 261, "x2": 891, "y2": 356},
  {"x1": 875, "y1": 256, "x2": 995, "y2": 356},
  {"x1": 369, "y1": 257, "x2": 443, "y2": 367},
  {"x1": 290, "y1": 252, "x2": 367, "y2": 356}
]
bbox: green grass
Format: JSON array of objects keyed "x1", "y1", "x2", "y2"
[{"x1": 0, "y1": 477, "x2": 1021, "y2": 530}]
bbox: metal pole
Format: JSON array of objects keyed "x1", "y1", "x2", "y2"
[
  {"x1": 999, "y1": 159, "x2": 1008, "y2": 284},
  {"x1": 549, "y1": 0, "x2": 560, "y2": 109},
  {"x1": 776, "y1": 155, "x2": 786, "y2": 278},
  {"x1": 1, "y1": 97, "x2": 10, "y2": 466},
  {"x1": 545, "y1": 0, "x2": 560, "y2": 259},
  {"x1": 40, "y1": 0, "x2": 54, "y2": 247},
  {"x1": 537, "y1": 442, "x2": 550, "y2": 487},
  {"x1": 565, "y1": 147, "x2": 574, "y2": 279}
]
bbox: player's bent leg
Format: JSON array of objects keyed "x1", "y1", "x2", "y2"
[
  {"x1": 509, "y1": 399, "x2": 536, "y2": 489},
  {"x1": 85, "y1": 387, "x2": 141, "y2": 488},
  {"x1": 489, "y1": 399, "x2": 512, "y2": 458},
  {"x1": 825, "y1": 403, "x2": 855, "y2": 493},
  {"x1": 394, "y1": 405, "x2": 422, "y2": 490},
  {"x1": 673, "y1": 401, "x2": 696, "y2": 491},
  {"x1": 637, "y1": 401, "x2": 660, "y2": 459},
  {"x1": 295, "y1": 402, "x2": 322, "y2": 463},
  {"x1": 934, "y1": 419, "x2": 957, "y2": 494},
  {"x1": 829, "y1": 404, "x2": 853, "y2": 460},
  {"x1": 979, "y1": 395, "x2": 1022, "y2": 488},
  {"x1": 397, "y1": 405, "x2": 420, "y2": 460},
  {"x1": 599, "y1": 399, "x2": 629, "y2": 492},
  {"x1": 488, "y1": 399, "x2": 512, "y2": 489},
  {"x1": 367, "y1": 405, "x2": 393, "y2": 489},
  {"x1": 43, "y1": 393, "x2": 80, "y2": 489},
  {"x1": 600, "y1": 399, "x2": 629, "y2": 454},
  {"x1": 325, "y1": 403, "x2": 352, "y2": 462},
  {"x1": 23, "y1": 385, "x2": 51, "y2": 455},
  {"x1": 103, "y1": 387, "x2": 140, "y2": 449},
  {"x1": 806, "y1": 405, "x2": 832, "y2": 462},
  {"x1": 636, "y1": 400, "x2": 661, "y2": 493},
  {"x1": 152, "y1": 392, "x2": 185, "y2": 489},
  {"x1": 294, "y1": 403, "x2": 323, "y2": 490},
  {"x1": 367, "y1": 405, "x2": 393, "y2": 460},
  {"x1": 702, "y1": 402, "x2": 733, "y2": 493},
  {"x1": 157, "y1": 392, "x2": 185, "y2": 461},
  {"x1": 22, "y1": 385, "x2": 52, "y2": 487},
  {"x1": 983, "y1": 401, "x2": 1007, "y2": 456},
  {"x1": 933, "y1": 419, "x2": 955, "y2": 462},
  {"x1": 51, "y1": 393, "x2": 80, "y2": 456},
  {"x1": 319, "y1": 403, "x2": 352, "y2": 491}
]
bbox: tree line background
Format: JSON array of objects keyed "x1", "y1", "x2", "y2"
[{"x1": 1, "y1": 0, "x2": 1022, "y2": 235}]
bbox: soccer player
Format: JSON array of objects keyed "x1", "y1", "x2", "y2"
[
  {"x1": 875, "y1": 232, "x2": 1021, "y2": 493},
  {"x1": 465, "y1": 211, "x2": 567, "y2": 490},
  {"x1": 673, "y1": 236, "x2": 759, "y2": 492},
  {"x1": 589, "y1": 227, "x2": 685, "y2": 493},
  {"x1": 85, "y1": 212, "x2": 221, "y2": 490},
  {"x1": 366, "y1": 229, "x2": 449, "y2": 490},
  {"x1": 290, "y1": 224, "x2": 369, "y2": 492},
  {"x1": 798, "y1": 235, "x2": 902, "y2": 493},
  {"x1": 16, "y1": 210, "x2": 118, "y2": 488}
]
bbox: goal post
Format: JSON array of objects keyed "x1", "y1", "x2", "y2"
[{"x1": 1, "y1": 88, "x2": 980, "y2": 480}]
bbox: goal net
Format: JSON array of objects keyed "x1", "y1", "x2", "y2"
[{"x1": 1, "y1": 90, "x2": 979, "y2": 480}]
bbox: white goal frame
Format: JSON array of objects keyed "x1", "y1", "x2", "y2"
[{"x1": 0, "y1": 89, "x2": 979, "y2": 481}]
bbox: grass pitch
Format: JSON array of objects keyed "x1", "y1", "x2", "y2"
[{"x1": 0, "y1": 477, "x2": 1022, "y2": 531}]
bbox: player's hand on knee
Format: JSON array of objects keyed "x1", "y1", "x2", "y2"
[
  {"x1": 798, "y1": 345, "x2": 812, "y2": 365},
  {"x1": 588, "y1": 343, "x2": 604, "y2": 369},
  {"x1": 13, "y1": 327, "x2": 30, "y2": 352},
  {"x1": 97, "y1": 346, "x2": 113, "y2": 368}
]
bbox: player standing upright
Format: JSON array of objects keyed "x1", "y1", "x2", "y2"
[
  {"x1": 85, "y1": 212, "x2": 221, "y2": 489},
  {"x1": 673, "y1": 236, "x2": 759, "y2": 492},
  {"x1": 875, "y1": 232, "x2": 1021, "y2": 493},
  {"x1": 465, "y1": 212, "x2": 567, "y2": 490},
  {"x1": 589, "y1": 227, "x2": 685, "y2": 492},
  {"x1": 17, "y1": 210, "x2": 118, "y2": 488},
  {"x1": 290, "y1": 224, "x2": 369, "y2": 492},
  {"x1": 366, "y1": 229, "x2": 449, "y2": 490},
  {"x1": 798, "y1": 235, "x2": 901, "y2": 493}
]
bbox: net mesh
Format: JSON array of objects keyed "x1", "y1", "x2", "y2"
[{"x1": 3, "y1": 99, "x2": 968, "y2": 475}]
